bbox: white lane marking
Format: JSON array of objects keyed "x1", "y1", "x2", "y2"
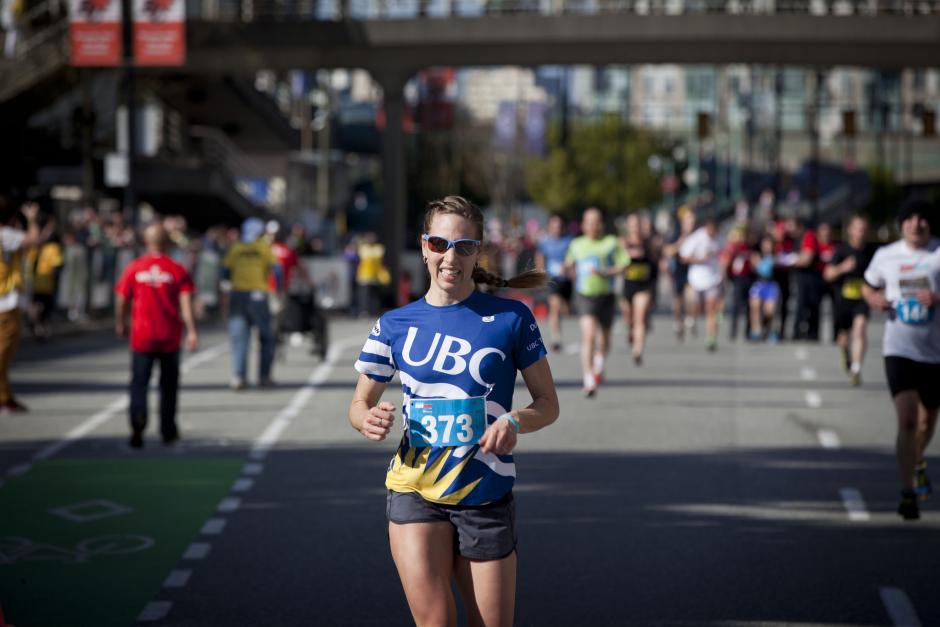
[
  {"x1": 163, "y1": 570, "x2": 192, "y2": 588},
  {"x1": 879, "y1": 587, "x2": 922, "y2": 627},
  {"x1": 138, "y1": 601, "x2": 173, "y2": 622},
  {"x1": 242, "y1": 463, "x2": 264, "y2": 476},
  {"x1": 248, "y1": 339, "x2": 356, "y2": 460},
  {"x1": 7, "y1": 463, "x2": 31, "y2": 477},
  {"x1": 839, "y1": 488, "x2": 870, "y2": 522},
  {"x1": 805, "y1": 391, "x2": 822, "y2": 408},
  {"x1": 250, "y1": 417, "x2": 291, "y2": 460},
  {"x1": 201, "y1": 518, "x2": 227, "y2": 535},
  {"x1": 800, "y1": 366, "x2": 817, "y2": 381},
  {"x1": 795, "y1": 347, "x2": 809, "y2": 360},
  {"x1": 232, "y1": 478, "x2": 254, "y2": 492},
  {"x1": 218, "y1": 497, "x2": 241, "y2": 513},
  {"x1": 817, "y1": 430, "x2": 841, "y2": 449},
  {"x1": 183, "y1": 543, "x2": 211, "y2": 560},
  {"x1": 180, "y1": 343, "x2": 228, "y2": 374},
  {"x1": 3, "y1": 342, "x2": 227, "y2": 480},
  {"x1": 33, "y1": 397, "x2": 129, "y2": 462}
]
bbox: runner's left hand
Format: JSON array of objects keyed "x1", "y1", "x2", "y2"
[
  {"x1": 479, "y1": 419, "x2": 517, "y2": 456},
  {"x1": 186, "y1": 331, "x2": 199, "y2": 352}
]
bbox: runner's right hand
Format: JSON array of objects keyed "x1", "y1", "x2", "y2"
[
  {"x1": 869, "y1": 291, "x2": 892, "y2": 312},
  {"x1": 361, "y1": 402, "x2": 396, "y2": 441}
]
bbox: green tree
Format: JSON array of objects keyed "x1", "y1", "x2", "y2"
[{"x1": 524, "y1": 116, "x2": 663, "y2": 218}]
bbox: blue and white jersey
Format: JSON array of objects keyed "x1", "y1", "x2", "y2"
[
  {"x1": 355, "y1": 290, "x2": 547, "y2": 506},
  {"x1": 538, "y1": 235, "x2": 573, "y2": 279}
]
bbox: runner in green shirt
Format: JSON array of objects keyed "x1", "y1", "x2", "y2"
[{"x1": 564, "y1": 207, "x2": 629, "y2": 397}]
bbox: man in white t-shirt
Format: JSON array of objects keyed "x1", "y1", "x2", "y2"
[
  {"x1": 863, "y1": 201, "x2": 940, "y2": 520},
  {"x1": 679, "y1": 217, "x2": 724, "y2": 351},
  {"x1": 0, "y1": 199, "x2": 42, "y2": 414}
]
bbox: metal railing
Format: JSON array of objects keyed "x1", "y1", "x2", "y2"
[
  {"x1": 188, "y1": 125, "x2": 275, "y2": 208},
  {"x1": 190, "y1": 0, "x2": 940, "y2": 20}
]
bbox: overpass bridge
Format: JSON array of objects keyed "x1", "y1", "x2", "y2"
[{"x1": 2, "y1": 0, "x2": 939, "y2": 273}]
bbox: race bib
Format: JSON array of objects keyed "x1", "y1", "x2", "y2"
[
  {"x1": 626, "y1": 263, "x2": 650, "y2": 282},
  {"x1": 547, "y1": 259, "x2": 564, "y2": 277},
  {"x1": 841, "y1": 277, "x2": 863, "y2": 300},
  {"x1": 895, "y1": 298, "x2": 934, "y2": 326},
  {"x1": 407, "y1": 397, "x2": 487, "y2": 447},
  {"x1": 250, "y1": 290, "x2": 266, "y2": 302},
  {"x1": 576, "y1": 257, "x2": 601, "y2": 281}
]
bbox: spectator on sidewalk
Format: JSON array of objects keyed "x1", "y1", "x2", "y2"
[
  {"x1": 115, "y1": 223, "x2": 198, "y2": 448},
  {"x1": 60, "y1": 229, "x2": 89, "y2": 322},
  {"x1": 355, "y1": 231, "x2": 389, "y2": 317},
  {"x1": 26, "y1": 214, "x2": 64, "y2": 341},
  {"x1": 0, "y1": 198, "x2": 44, "y2": 414},
  {"x1": 223, "y1": 217, "x2": 280, "y2": 390}
]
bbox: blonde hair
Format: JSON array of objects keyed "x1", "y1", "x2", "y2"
[{"x1": 422, "y1": 196, "x2": 549, "y2": 290}]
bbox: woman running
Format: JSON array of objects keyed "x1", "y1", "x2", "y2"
[
  {"x1": 348, "y1": 195, "x2": 560, "y2": 625},
  {"x1": 620, "y1": 214, "x2": 654, "y2": 366}
]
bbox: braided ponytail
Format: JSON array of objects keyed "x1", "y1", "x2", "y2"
[
  {"x1": 472, "y1": 266, "x2": 548, "y2": 290},
  {"x1": 424, "y1": 195, "x2": 549, "y2": 291}
]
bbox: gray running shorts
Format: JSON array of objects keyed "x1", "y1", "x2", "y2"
[
  {"x1": 386, "y1": 490, "x2": 517, "y2": 561},
  {"x1": 574, "y1": 293, "x2": 615, "y2": 329}
]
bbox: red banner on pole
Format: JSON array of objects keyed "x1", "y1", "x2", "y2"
[
  {"x1": 69, "y1": 0, "x2": 123, "y2": 66},
  {"x1": 133, "y1": 0, "x2": 185, "y2": 66}
]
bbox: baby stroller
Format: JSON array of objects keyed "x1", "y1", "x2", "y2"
[{"x1": 278, "y1": 285, "x2": 329, "y2": 360}]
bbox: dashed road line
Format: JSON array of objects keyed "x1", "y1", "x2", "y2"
[
  {"x1": 139, "y1": 337, "x2": 357, "y2": 626},
  {"x1": 879, "y1": 587, "x2": 922, "y2": 627},
  {"x1": 138, "y1": 601, "x2": 173, "y2": 622},
  {"x1": 201, "y1": 518, "x2": 227, "y2": 535},
  {"x1": 800, "y1": 366, "x2": 817, "y2": 381},
  {"x1": 183, "y1": 543, "x2": 211, "y2": 560},
  {"x1": 242, "y1": 462, "x2": 264, "y2": 476},
  {"x1": 805, "y1": 391, "x2": 822, "y2": 408},
  {"x1": 232, "y1": 478, "x2": 254, "y2": 492},
  {"x1": 839, "y1": 488, "x2": 871, "y2": 522},
  {"x1": 817, "y1": 429, "x2": 841, "y2": 449},
  {"x1": 7, "y1": 463, "x2": 31, "y2": 477},
  {"x1": 795, "y1": 347, "x2": 809, "y2": 361},
  {"x1": 217, "y1": 497, "x2": 241, "y2": 513},
  {"x1": 163, "y1": 570, "x2": 192, "y2": 588}
]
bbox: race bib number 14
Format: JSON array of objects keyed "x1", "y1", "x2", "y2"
[{"x1": 408, "y1": 397, "x2": 487, "y2": 447}]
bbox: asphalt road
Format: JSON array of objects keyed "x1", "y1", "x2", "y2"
[{"x1": 1, "y1": 313, "x2": 937, "y2": 627}]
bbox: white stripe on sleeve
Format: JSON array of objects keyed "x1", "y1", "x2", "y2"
[
  {"x1": 355, "y1": 360, "x2": 396, "y2": 379},
  {"x1": 362, "y1": 338, "x2": 392, "y2": 360}
]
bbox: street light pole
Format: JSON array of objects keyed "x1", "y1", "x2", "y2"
[{"x1": 121, "y1": 0, "x2": 138, "y2": 228}]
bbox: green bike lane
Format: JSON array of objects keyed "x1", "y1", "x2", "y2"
[{"x1": 0, "y1": 457, "x2": 243, "y2": 627}]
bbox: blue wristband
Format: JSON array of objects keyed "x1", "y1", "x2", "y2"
[{"x1": 498, "y1": 414, "x2": 521, "y2": 433}]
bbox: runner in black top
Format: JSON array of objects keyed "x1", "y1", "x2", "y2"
[
  {"x1": 620, "y1": 214, "x2": 655, "y2": 366},
  {"x1": 824, "y1": 214, "x2": 873, "y2": 386}
]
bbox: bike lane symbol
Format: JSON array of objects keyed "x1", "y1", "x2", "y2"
[{"x1": 0, "y1": 535, "x2": 155, "y2": 565}]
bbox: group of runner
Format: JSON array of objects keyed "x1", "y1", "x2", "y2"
[{"x1": 531, "y1": 205, "x2": 895, "y2": 393}]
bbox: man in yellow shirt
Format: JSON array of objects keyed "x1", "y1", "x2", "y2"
[
  {"x1": 27, "y1": 216, "x2": 64, "y2": 340},
  {"x1": 223, "y1": 217, "x2": 280, "y2": 390}
]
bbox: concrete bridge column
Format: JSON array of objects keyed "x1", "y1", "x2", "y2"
[{"x1": 378, "y1": 71, "x2": 410, "y2": 293}]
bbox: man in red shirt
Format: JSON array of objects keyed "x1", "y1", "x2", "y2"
[{"x1": 115, "y1": 223, "x2": 198, "y2": 448}]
